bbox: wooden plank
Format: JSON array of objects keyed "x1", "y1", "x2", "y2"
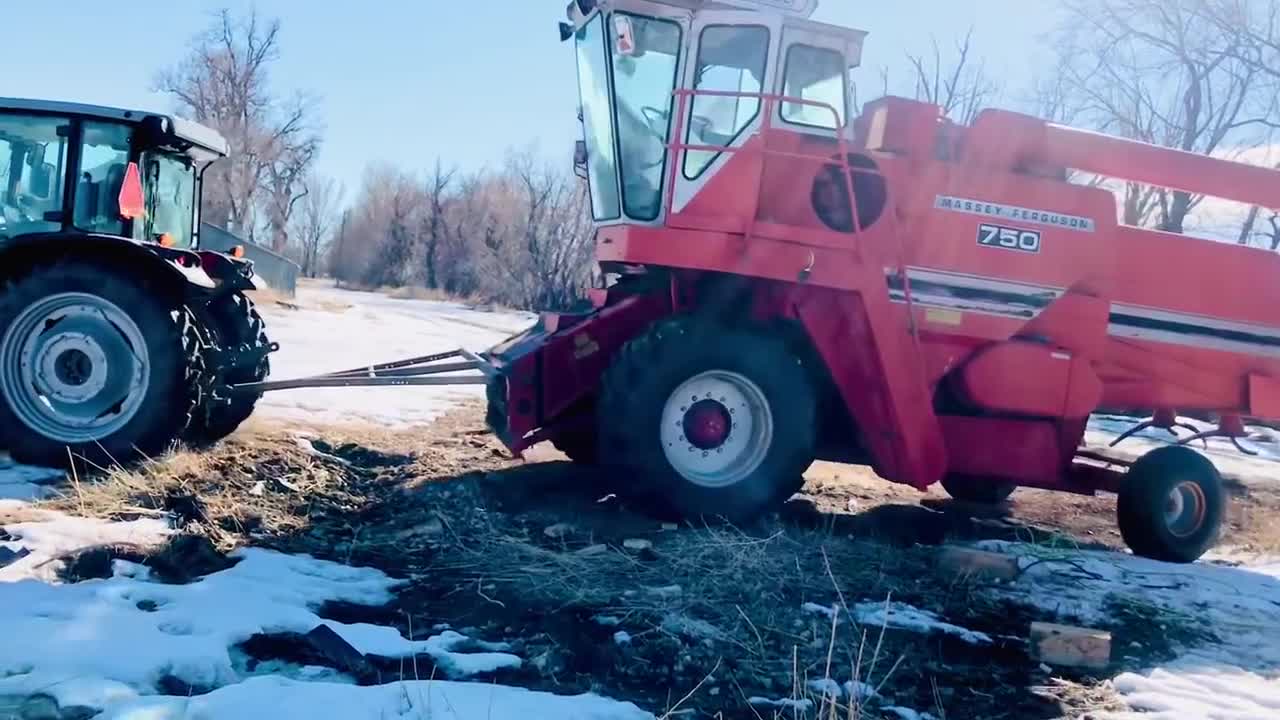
[
  {"x1": 936, "y1": 546, "x2": 1021, "y2": 581},
  {"x1": 1030, "y1": 622, "x2": 1112, "y2": 669}
]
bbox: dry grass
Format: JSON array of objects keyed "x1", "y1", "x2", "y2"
[{"x1": 40, "y1": 430, "x2": 383, "y2": 552}]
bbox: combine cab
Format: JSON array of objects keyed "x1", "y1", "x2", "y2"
[
  {"x1": 0, "y1": 98, "x2": 275, "y2": 467},
  {"x1": 476, "y1": 0, "x2": 1280, "y2": 563}
]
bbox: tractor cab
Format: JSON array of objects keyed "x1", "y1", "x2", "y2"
[
  {"x1": 563, "y1": 0, "x2": 865, "y2": 231},
  {"x1": 0, "y1": 98, "x2": 228, "y2": 251}
]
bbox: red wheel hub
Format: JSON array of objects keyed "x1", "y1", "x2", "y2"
[{"x1": 683, "y1": 399, "x2": 731, "y2": 450}]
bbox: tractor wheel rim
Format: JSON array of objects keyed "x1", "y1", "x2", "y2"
[
  {"x1": 1164, "y1": 480, "x2": 1208, "y2": 538},
  {"x1": 660, "y1": 370, "x2": 773, "y2": 489},
  {"x1": 0, "y1": 293, "x2": 151, "y2": 444}
]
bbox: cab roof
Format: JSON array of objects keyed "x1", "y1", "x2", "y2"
[{"x1": 0, "y1": 97, "x2": 229, "y2": 158}]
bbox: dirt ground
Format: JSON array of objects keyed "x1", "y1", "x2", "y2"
[{"x1": 36, "y1": 404, "x2": 1280, "y2": 719}]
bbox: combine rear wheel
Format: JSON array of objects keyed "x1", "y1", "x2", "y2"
[
  {"x1": 598, "y1": 318, "x2": 817, "y2": 523},
  {"x1": 0, "y1": 263, "x2": 198, "y2": 467},
  {"x1": 1117, "y1": 445, "x2": 1224, "y2": 563},
  {"x1": 186, "y1": 292, "x2": 272, "y2": 445}
]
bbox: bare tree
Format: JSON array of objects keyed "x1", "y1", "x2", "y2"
[
  {"x1": 904, "y1": 29, "x2": 999, "y2": 124},
  {"x1": 1048, "y1": 0, "x2": 1276, "y2": 232},
  {"x1": 294, "y1": 173, "x2": 341, "y2": 278},
  {"x1": 157, "y1": 8, "x2": 320, "y2": 244},
  {"x1": 421, "y1": 160, "x2": 457, "y2": 290}
]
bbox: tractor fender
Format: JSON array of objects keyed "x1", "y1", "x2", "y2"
[
  {"x1": 0, "y1": 232, "x2": 218, "y2": 301},
  {"x1": 196, "y1": 249, "x2": 261, "y2": 293}
]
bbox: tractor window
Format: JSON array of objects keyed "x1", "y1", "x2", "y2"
[
  {"x1": 74, "y1": 122, "x2": 133, "y2": 235},
  {"x1": 139, "y1": 153, "x2": 197, "y2": 249},
  {"x1": 781, "y1": 45, "x2": 848, "y2": 129},
  {"x1": 684, "y1": 25, "x2": 770, "y2": 180},
  {"x1": 0, "y1": 114, "x2": 69, "y2": 238}
]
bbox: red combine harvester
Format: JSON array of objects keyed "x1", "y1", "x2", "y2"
[
  {"x1": 483, "y1": 0, "x2": 1280, "y2": 564},
  {"x1": 245, "y1": 0, "x2": 1280, "y2": 563}
]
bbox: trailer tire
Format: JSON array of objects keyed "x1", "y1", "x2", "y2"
[
  {"x1": 598, "y1": 318, "x2": 817, "y2": 523},
  {"x1": 940, "y1": 474, "x2": 1016, "y2": 504},
  {"x1": 1117, "y1": 445, "x2": 1224, "y2": 563},
  {"x1": 186, "y1": 292, "x2": 271, "y2": 446},
  {"x1": 0, "y1": 263, "x2": 198, "y2": 468}
]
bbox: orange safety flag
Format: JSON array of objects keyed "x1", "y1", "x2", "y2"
[{"x1": 118, "y1": 162, "x2": 145, "y2": 220}]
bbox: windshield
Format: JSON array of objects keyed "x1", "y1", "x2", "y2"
[
  {"x1": 575, "y1": 14, "x2": 621, "y2": 221},
  {"x1": 0, "y1": 114, "x2": 69, "y2": 238},
  {"x1": 138, "y1": 152, "x2": 198, "y2": 249},
  {"x1": 611, "y1": 13, "x2": 682, "y2": 221}
]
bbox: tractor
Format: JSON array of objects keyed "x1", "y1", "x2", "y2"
[
  {"x1": 0, "y1": 98, "x2": 274, "y2": 468},
  {"x1": 470, "y1": 0, "x2": 1280, "y2": 564}
]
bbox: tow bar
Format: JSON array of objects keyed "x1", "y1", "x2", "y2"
[{"x1": 230, "y1": 349, "x2": 496, "y2": 394}]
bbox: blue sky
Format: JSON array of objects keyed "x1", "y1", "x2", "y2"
[{"x1": 4, "y1": 1, "x2": 1058, "y2": 190}]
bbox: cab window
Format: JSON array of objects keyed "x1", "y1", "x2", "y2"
[
  {"x1": 0, "y1": 114, "x2": 69, "y2": 238},
  {"x1": 74, "y1": 122, "x2": 134, "y2": 235},
  {"x1": 781, "y1": 44, "x2": 848, "y2": 129},
  {"x1": 684, "y1": 25, "x2": 770, "y2": 180}
]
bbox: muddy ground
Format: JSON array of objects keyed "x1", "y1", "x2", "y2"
[{"x1": 40, "y1": 404, "x2": 1280, "y2": 719}]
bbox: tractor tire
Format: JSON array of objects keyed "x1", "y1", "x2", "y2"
[
  {"x1": 552, "y1": 432, "x2": 598, "y2": 464},
  {"x1": 185, "y1": 292, "x2": 272, "y2": 446},
  {"x1": 940, "y1": 474, "x2": 1016, "y2": 504},
  {"x1": 598, "y1": 318, "x2": 817, "y2": 523},
  {"x1": 0, "y1": 262, "x2": 200, "y2": 468},
  {"x1": 1117, "y1": 445, "x2": 1225, "y2": 563}
]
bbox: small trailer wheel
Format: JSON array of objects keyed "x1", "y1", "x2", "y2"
[
  {"x1": 1117, "y1": 445, "x2": 1225, "y2": 563},
  {"x1": 598, "y1": 318, "x2": 817, "y2": 523},
  {"x1": 941, "y1": 474, "x2": 1016, "y2": 504}
]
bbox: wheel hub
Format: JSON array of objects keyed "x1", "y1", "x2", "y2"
[
  {"x1": 683, "y1": 399, "x2": 732, "y2": 450},
  {"x1": 1164, "y1": 480, "x2": 1207, "y2": 538},
  {"x1": 660, "y1": 370, "x2": 773, "y2": 489},
  {"x1": 37, "y1": 333, "x2": 110, "y2": 403},
  {"x1": 0, "y1": 293, "x2": 151, "y2": 443}
]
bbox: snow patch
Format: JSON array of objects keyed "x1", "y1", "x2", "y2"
[
  {"x1": 94, "y1": 675, "x2": 653, "y2": 720},
  {"x1": 1, "y1": 508, "x2": 402, "y2": 692},
  {"x1": 806, "y1": 678, "x2": 878, "y2": 701},
  {"x1": 975, "y1": 542, "x2": 1280, "y2": 717},
  {"x1": 883, "y1": 707, "x2": 938, "y2": 720},
  {"x1": 324, "y1": 623, "x2": 520, "y2": 676},
  {"x1": 802, "y1": 601, "x2": 838, "y2": 620},
  {"x1": 0, "y1": 455, "x2": 63, "y2": 501},
  {"x1": 748, "y1": 696, "x2": 814, "y2": 712},
  {"x1": 1, "y1": 505, "x2": 171, "y2": 582},
  {"x1": 852, "y1": 601, "x2": 992, "y2": 645}
]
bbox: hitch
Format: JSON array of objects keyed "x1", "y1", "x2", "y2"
[{"x1": 230, "y1": 349, "x2": 495, "y2": 394}]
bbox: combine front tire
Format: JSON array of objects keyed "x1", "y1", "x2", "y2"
[
  {"x1": 1117, "y1": 445, "x2": 1225, "y2": 563},
  {"x1": 0, "y1": 263, "x2": 198, "y2": 467},
  {"x1": 186, "y1": 292, "x2": 272, "y2": 445},
  {"x1": 598, "y1": 319, "x2": 817, "y2": 523}
]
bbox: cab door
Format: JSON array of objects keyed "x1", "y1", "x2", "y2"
[{"x1": 670, "y1": 10, "x2": 782, "y2": 213}]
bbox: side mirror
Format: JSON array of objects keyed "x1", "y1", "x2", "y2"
[
  {"x1": 573, "y1": 140, "x2": 589, "y2": 179},
  {"x1": 30, "y1": 163, "x2": 54, "y2": 198},
  {"x1": 613, "y1": 15, "x2": 637, "y2": 56},
  {"x1": 559, "y1": 22, "x2": 575, "y2": 42}
]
